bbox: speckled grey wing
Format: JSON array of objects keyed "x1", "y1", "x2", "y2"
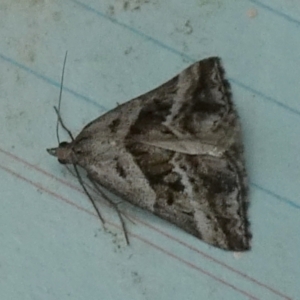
[
  {"x1": 125, "y1": 142, "x2": 250, "y2": 250},
  {"x1": 73, "y1": 57, "x2": 250, "y2": 250},
  {"x1": 124, "y1": 57, "x2": 250, "y2": 250}
]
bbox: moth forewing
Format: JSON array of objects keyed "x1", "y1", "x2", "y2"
[{"x1": 48, "y1": 57, "x2": 251, "y2": 251}]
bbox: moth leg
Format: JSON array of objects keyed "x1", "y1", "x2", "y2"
[
  {"x1": 64, "y1": 165, "x2": 134, "y2": 229},
  {"x1": 72, "y1": 164, "x2": 106, "y2": 226},
  {"x1": 112, "y1": 201, "x2": 136, "y2": 225},
  {"x1": 87, "y1": 174, "x2": 130, "y2": 245},
  {"x1": 105, "y1": 198, "x2": 136, "y2": 225},
  {"x1": 62, "y1": 165, "x2": 95, "y2": 192}
]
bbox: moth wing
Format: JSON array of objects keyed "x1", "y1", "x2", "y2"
[
  {"x1": 77, "y1": 56, "x2": 238, "y2": 153},
  {"x1": 81, "y1": 141, "x2": 250, "y2": 250},
  {"x1": 123, "y1": 57, "x2": 250, "y2": 250},
  {"x1": 73, "y1": 57, "x2": 250, "y2": 250}
]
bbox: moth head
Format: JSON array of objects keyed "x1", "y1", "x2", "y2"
[{"x1": 47, "y1": 141, "x2": 75, "y2": 164}]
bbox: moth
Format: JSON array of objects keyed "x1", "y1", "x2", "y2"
[{"x1": 47, "y1": 57, "x2": 251, "y2": 251}]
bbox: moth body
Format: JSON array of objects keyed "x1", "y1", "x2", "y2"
[{"x1": 48, "y1": 57, "x2": 251, "y2": 251}]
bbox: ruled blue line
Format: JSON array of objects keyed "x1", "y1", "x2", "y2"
[
  {"x1": 69, "y1": 0, "x2": 300, "y2": 118},
  {"x1": 1, "y1": 0, "x2": 300, "y2": 212},
  {"x1": 70, "y1": 0, "x2": 194, "y2": 63},
  {"x1": 251, "y1": 182, "x2": 300, "y2": 210},
  {"x1": 2, "y1": 50, "x2": 299, "y2": 211},
  {"x1": 248, "y1": 0, "x2": 300, "y2": 27},
  {"x1": 0, "y1": 53, "x2": 106, "y2": 111},
  {"x1": 2, "y1": 50, "x2": 300, "y2": 119},
  {"x1": 1, "y1": 51, "x2": 299, "y2": 211},
  {"x1": 230, "y1": 78, "x2": 300, "y2": 117}
]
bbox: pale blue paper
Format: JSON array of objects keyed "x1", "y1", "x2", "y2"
[{"x1": 0, "y1": 1, "x2": 299, "y2": 299}]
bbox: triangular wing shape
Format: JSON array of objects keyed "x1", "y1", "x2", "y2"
[{"x1": 50, "y1": 57, "x2": 250, "y2": 251}]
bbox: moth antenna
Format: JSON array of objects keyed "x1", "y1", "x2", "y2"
[
  {"x1": 55, "y1": 51, "x2": 74, "y2": 143},
  {"x1": 89, "y1": 179, "x2": 130, "y2": 245},
  {"x1": 72, "y1": 164, "x2": 105, "y2": 225},
  {"x1": 54, "y1": 106, "x2": 74, "y2": 142}
]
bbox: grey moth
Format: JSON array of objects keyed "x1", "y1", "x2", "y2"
[{"x1": 47, "y1": 57, "x2": 251, "y2": 251}]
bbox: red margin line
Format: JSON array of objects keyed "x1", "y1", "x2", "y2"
[
  {"x1": 1, "y1": 163, "x2": 260, "y2": 300},
  {"x1": 0, "y1": 148, "x2": 292, "y2": 300}
]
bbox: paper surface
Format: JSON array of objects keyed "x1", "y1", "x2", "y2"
[{"x1": 0, "y1": 0, "x2": 299, "y2": 299}]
